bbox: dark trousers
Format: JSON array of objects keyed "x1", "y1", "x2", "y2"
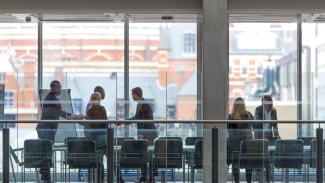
[
  {"x1": 93, "y1": 134, "x2": 107, "y2": 182},
  {"x1": 229, "y1": 151, "x2": 252, "y2": 183},
  {"x1": 254, "y1": 132, "x2": 273, "y2": 183},
  {"x1": 37, "y1": 126, "x2": 57, "y2": 182},
  {"x1": 232, "y1": 167, "x2": 252, "y2": 183}
]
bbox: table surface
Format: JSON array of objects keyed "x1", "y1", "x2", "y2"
[
  {"x1": 53, "y1": 144, "x2": 196, "y2": 152},
  {"x1": 268, "y1": 145, "x2": 311, "y2": 151}
]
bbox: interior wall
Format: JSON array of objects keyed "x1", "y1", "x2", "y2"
[
  {"x1": 228, "y1": 0, "x2": 325, "y2": 13},
  {"x1": 2, "y1": 0, "x2": 325, "y2": 14},
  {"x1": 0, "y1": 0, "x2": 202, "y2": 14}
]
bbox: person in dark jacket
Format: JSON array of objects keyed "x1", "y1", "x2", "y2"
[
  {"x1": 130, "y1": 87, "x2": 157, "y2": 145},
  {"x1": 228, "y1": 97, "x2": 253, "y2": 183},
  {"x1": 86, "y1": 92, "x2": 108, "y2": 140},
  {"x1": 84, "y1": 86, "x2": 106, "y2": 138},
  {"x1": 86, "y1": 92, "x2": 108, "y2": 182},
  {"x1": 254, "y1": 95, "x2": 280, "y2": 183},
  {"x1": 36, "y1": 80, "x2": 72, "y2": 183},
  {"x1": 119, "y1": 87, "x2": 157, "y2": 183},
  {"x1": 254, "y1": 95, "x2": 281, "y2": 140}
]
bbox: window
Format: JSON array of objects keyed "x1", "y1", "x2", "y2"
[
  {"x1": 242, "y1": 66, "x2": 248, "y2": 75},
  {"x1": 129, "y1": 22, "x2": 199, "y2": 139},
  {"x1": 184, "y1": 33, "x2": 196, "y2": 54},
  {"x1": 302, "y1": 22, "x2": 325, "y2": 135},
  {"x1": 4, "y1": 91, "x2": 14, "y2": 108},
  {"x1": 229, "y1": 22, "x2": 297, "y2": 139},
  {"x1": 0, "y1": 23, "x2": 38, "y2": 119},
  {"x1": 257, "y1": 66, "x2": 263, "y2": 75},
  {"x1": 43, "y1": 23, "x2": 124, "y2": 119}
]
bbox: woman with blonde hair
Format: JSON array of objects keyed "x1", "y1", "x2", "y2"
[
  {"x1": 85, "y1": 92, "x2": 108, "y2": 182},
  {"x1": 85, "y1": 92, "x2": 108, "y2": 140},
  {"x1": 228, "y1": 97, "x2": 254, "y2": 183}
]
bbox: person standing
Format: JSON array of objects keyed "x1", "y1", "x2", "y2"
[
  {"x1": 119, "y1": 87, "x2": 157, "y2": 183},
  {"x1": 84, "y1": 86, "x2": 106, "y2": 138},
  {"x1": 86, "y1": 86, "x2": 106, "y2": 111},
  {"x1": 228, "y1": 97, "x2": 253, "y2": 183},
  {"x1": 254, "y1": 95, "x2": 281, "y2": 140},
  {"x1": 86, "y1": 92, "x2": 108, "y2": 140},
  {"x1": 254, "y1": 95, "x2": 280, "y2": 183},
  {"x1": 36, "y1": 80, "x2": 72, "y2": 183},
  {"x1": 85, "y1": 92, "x2": 108, "y2": 182},
  {"x1": 130, "y1": 87, "x2": 157, "y2": 144}
]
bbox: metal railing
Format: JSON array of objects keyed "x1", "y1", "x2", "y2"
[{"x1": 0, "y1": 120, "x2": 324, "y2": 183}]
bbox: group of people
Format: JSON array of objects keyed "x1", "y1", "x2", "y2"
[
  {"x1": 35, "y1": 80, "x2": 281, "y2": 183},
  {"x1": 36, "y1": 80, "x2": 157, "y2": 183},
  {"x1": 228, "y1": 95, "x2": 281, "y2": 183}
]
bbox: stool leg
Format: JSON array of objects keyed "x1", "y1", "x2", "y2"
[
  {"x1": 23, "y1": 168, "x2": 25, "y2": 183},
  {"x1": 187, "y1": 164, "x2": 190, "y2": 183},
  {"x1": 161, "y1": 170, "x2": 166, "y2": 183},
  {"x1": 285, "y1": 168, "x2": 289, "y2": 183},
  {"x1": 137, "y1": 169, "x2": 139, "y2": 180},
  {"x1": 190, "y1": 167, "x2": 195, "y2": 183}
]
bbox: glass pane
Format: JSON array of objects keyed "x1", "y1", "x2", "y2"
[
  {"x1": 302, "y1": 22, "x2": 325, "y2": 136},
  {"x1": 0, "y1": 23, "x2": 38, "y2": 181},
  {"x1": 40, "y1": 22, "x2": 124, "y2": 182},
  {"x1": 0, "y1": 23, "x2": 38, "y2": 120},
  {"x1": 42, "y1": 22, "x2": 124, "y2": 119},
  {"x1": 128, "y1": 22, "x2": 199, "y2": 139},
  {"x1": 229, "y1": 22, "x2": 298, "y2": 139}
]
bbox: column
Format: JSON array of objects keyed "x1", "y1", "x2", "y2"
[{"x1": 202, "y1": 0, "x2": 228, "y2": 181}]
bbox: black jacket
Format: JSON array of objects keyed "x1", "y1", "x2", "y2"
[
  {"x1": 227, "y1": 111, "x2": 254, "y2": 163},
  {"x1": 41, "y1": 91, "x2": 71, "y2": 120},
  {"x1": 37, "y1": 91, "x2": 71, "y2": 131},
  {"x1": 130, "y1": 99, "x2": 158, "y2": 139},
  {"x1": 253, "y1": 105, "x2": 280, "y2": 140},
  {"x1": 227, "y1": 111, "x2": 254, "y2": 150},
  {"x1": 36, "y1": 92, "x2": 72, "y2": 142}
]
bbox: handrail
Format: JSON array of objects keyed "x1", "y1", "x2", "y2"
[{"x1": 0, "y1": 119, "x2": 324, "y2": 124}]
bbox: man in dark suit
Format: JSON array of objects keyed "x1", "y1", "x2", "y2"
[
  {"x1": 254, "y1": 95, "x2": 280, "y2": 183},
  {"x1": 130, "y1": 87, "x2": 157, "y2": 143},
  {"x1": 36, "y1": 80, "x2": 72, "y2": 182},
  {"x1": 254, "y1": 95, "x2": 281, "y2": 140},
  {"x1": 130, "y1": 87, "x2": 157, "y2": 183}
]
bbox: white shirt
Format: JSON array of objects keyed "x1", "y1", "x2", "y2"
[
  {"x1": 264, "y1": 110, "x2": 272, "y2": 120},
  {"x1": 263, "y1": 110, "x2": 272, "y2": 130}
]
